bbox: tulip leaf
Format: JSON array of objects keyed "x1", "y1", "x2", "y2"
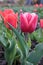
[
  {"x1": 30, "y1": 29, "x2": 43, "y2": 43},
  {"x1": 0, "y1": 21, "x2": 17, "y2": 65},
  {"x1": 15, "y1": 47, "x2": 23, "y2": 60},
  {"x1": 0, "y1": 35, "x2": 8, "y2": 48},
  {"x1": 8, "y1": 23, "x2": 29, "y2": 58},
  {"x1": 5, "y1": 38, "x2": 16, "y2": 65},
  {"x1": 25, "y1": 61, "x2": 33, "y2": 65},
  {"x1": 6, "y1": 29, "x2": 13, "y2": 39},
  {"x1": 27, "y1": 37, "x2": 31, "y2": 48},
  {"x1": 27, "y1": 43, "x2": 43, "y2": 65},
  {"x1": 21, "y1": 60, "x2": 33, "y2": 65}
]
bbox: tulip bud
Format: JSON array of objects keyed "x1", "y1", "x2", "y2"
[{"x1": 40, "y1": 19, "x2": 43, "y2": 29}]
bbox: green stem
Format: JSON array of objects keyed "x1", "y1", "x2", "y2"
[{"x1": 24, "y1": 32, "x2": 28, "y2": 42}]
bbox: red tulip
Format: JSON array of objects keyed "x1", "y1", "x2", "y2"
[
  {"x1": 2, "y1": 9, "x2": 14, "y2": 18},
  {"x1": 4, "y1": 13, "x2": 18, "y2": 29},
  {"x1": 1, "y1": 9, "x2": 18, "y2": 29},
  {"x1": 40, "y1": 19, "x2": 43, "y2": 29},
  {"x1": 0, "y1": 10, "x2": 3, "y2": 20},
  {"x1": 0, "y1": 10, "x2": 3, "y2": 15},
  {"x1": 39, "y1": 4, "x2": 43, "y2": 8},
  {"x1": 20, "y1": 12, "x2": 38, "y2": 33}
]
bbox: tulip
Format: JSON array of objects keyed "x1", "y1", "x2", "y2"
[
  {"x1": 2, "y1": 9, "x2": 14, "y2": 18},
  {"x1": 39, "y1": 4, "x2": 43, "y2": 8},
  {"x1": 0, "y1": 9, "x2": 18, "y2": 29},
  {"x1": 34, "y1": 4, "x2": 39, "y2": 8},
  {"x1": 4, "y1": 13, "x2": 18, "y2": 29},
  {"x1": 33, "y1": 9, "x2": 37, "y2": 12},
  {"x1": 20, "y1": 12, "x2": 38, "y2": 33},
  {"x1": 40, "y1": 19, "x2": 43, "y2": 29},
  {"x1": 0, "y1": 10, "x2": 3, "y2": 15},
  {"x1": 0, "y1": 10, "x2": 3, "y2": 20}
]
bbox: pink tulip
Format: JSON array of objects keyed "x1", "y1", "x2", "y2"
[
  {"x1": 34, "y1": 4, "x2": 39, "y2": 8},
  {"x1": 20, "y1": 12, "x2": 38, "y2": 33},
  {"x1": 39, "y1": 4, "x2": 43, "y2": 8}
]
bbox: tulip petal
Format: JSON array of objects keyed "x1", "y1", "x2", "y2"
[
  {"x1": 0, "y1": 10, "x2": 3, "y2": 15},
  {"x1": 2, "y1": 9, "x2": 14, "y2": 18},
  {"x1": 24, "y1": 13, "x2": 32, "y2": 23},
  {"x1": 4, "y1": 14, "x2": 17, "y2": 29},
  {"x1": 28, "y1": 13, "x2": 38, "y2": 33},
  {"x1": 20, "y1": 13, "x2": 29, "y2": 32},
  {"x1": 40, "y1": 19, "x2": 43, "y2": 29}
]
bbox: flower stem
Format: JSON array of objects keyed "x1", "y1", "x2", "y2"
[{"x1": 24, "y1": 32, "x2": 28, "y2": 42}]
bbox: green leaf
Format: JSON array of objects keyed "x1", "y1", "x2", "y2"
[
  {"x1": 27, "y1": 37, "x2": 31, "y2": 48},
  {"x1": 5, "y1": 38, "x2": 16, "y2": 65},
  {"x1": 0, "y1": 35, "x2": 8, "y2": 47},
  {"x1": 6, "y1": 29, "x2": 13, "y2": 39},
  {"x1": 30, "y1": 29, "x2": 43, "y2": 43},
  {"x1": 25, "y1": 61, "x2": 33, "y2": 65},
  {"x1": 8, "y1": 23, "x2": 28, "y2": 58},
  {"x1": 27, "y1": 43, "x2": 43, "y2": 65},
  {"x1": 21, "y1": 60, "x2": 33, "y2": 65}
]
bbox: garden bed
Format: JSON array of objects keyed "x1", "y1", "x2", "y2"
[{"x1": 0, "y1": 5, "x2": 43, "y2": 65}]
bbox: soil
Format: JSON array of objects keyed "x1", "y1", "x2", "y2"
[{"x1": 0, "y1": 44, "x2": 7, "y2": 65}]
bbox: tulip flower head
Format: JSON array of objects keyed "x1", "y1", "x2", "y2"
[
  {"x1": 20, "y1": 12, "x2": 38, "y2": 33},
  {"x1": 2, "y1": 9, "x2": 18, "y2": 29},
  {"x1": 34, "y1": 4, "x2": 39, "y2": 8},
  {"x1": 40, "y1": 19, "x2": 43, "y2": 29},
  {"x1": 39, "y1": 4, "x2": 43, "y2": 8},
  {"x1": 0, "y1": 10, "x2": 3, "y2": 15},
  {"x1": 0, "y1": 10, "x2": 3, "y2": 20},
  {"x1": 33, "y1": 9, "x2": 37, "y2": 12},
  {"x1": 4, "y1": 13, "x2": 18, "y2": 29}
]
